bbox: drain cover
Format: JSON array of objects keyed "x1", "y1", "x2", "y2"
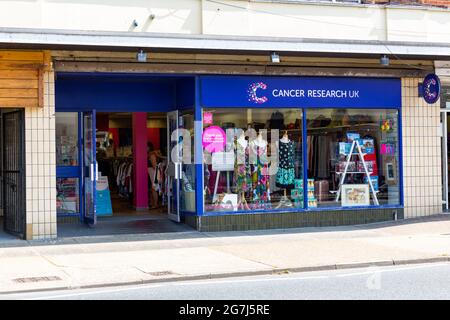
[
  {"x1": 13, "y1": 276, "x2": 62, "y2": 283},
  {"x1": 148, "y1": 271, "x2": 175, "y2": 276}
]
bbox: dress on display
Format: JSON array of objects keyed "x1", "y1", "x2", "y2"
[
  {"x1": 234, "y1": 140, "x2": 252, "y2": 192},
  {"x1": 250, "y1": 138, "x2": 271, "y2": 209},
  {"x1": 276, "y1": 140, "x2": 295, "y2": 188}
]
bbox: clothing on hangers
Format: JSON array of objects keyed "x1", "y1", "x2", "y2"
[{"x1": 114, "y1": 158, "x2": 133, "y2": 199}]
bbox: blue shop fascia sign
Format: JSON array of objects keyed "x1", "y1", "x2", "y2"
[{"x1": 200, "y1": 76, "x2": 401, "y2": 108}]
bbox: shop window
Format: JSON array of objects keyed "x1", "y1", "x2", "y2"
[
  {"x1": 307, "y1": 109, "x2": 400, "y2": 208},
  {"x1": 441, "y1": 86, "x2": 450, "y2": 109},
  {"x1": 56, "y1": 112, "x2": 79, "y2": 166},
  {"x1": 202, "y1": 108, "x2": 303, "y2": 212},
  {"x1": 180, "y1": 111, "x2": 196, "y2": 212},
  {"x1": 57, "y1": 177, "x2": 79, "y2": 214}
]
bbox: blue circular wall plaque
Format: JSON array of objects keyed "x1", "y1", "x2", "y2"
[{"x1": 423, "y1": 73, "x2": 441, "y2": 104}]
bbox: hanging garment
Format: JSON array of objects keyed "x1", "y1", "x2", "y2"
[
  {"x1": 294, "y1": 139, "x2": 303, "y2": 179},
  {"x1": 276, "y1": 140, "x2": 295, "y2": 188},
  {"x1": 269, "y1": 111, "x2": 285, "y2": 130},
  {"x1": 118, "y1": 128, "x2": 132, "y2": 147},
  {"x1": 234, "y1": 140, "x2": 252, "y2": 192},
  {"x1": 249, "y1": 139, "x2": 271, "y2": 209},
  {"x1": 316, "y1": 135, "x2": 331, "y2": 179}
]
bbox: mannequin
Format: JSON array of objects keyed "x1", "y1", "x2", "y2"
[
  {"x1": 234, "y1": 131, "x2": 251, "y2": 210},
  {"x1": 276, "y1": 130, "x2": 295, "y2": 208},
  {"x1": 281, "y1": 131, "x2": 289, "y2": 143},
  {"x1": 254, "y1": 131, "x2": 267, "y2": 147},
  {"x1": 250, "y1": 130, "x2": 270, "y2": 209},
  {"x1": 237, "y1": 131, "x2": 247, "y2": 151}
]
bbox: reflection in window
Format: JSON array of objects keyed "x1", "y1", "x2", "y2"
[
  {"x1": 57, "y1": 177, "x2": 79, "y2": 214},
  {"x1": 180, "y1": 111, "x2": 196, "y2": 212},
  {"x1": 203, "y1": 108, "x2": 303, "y2": 212},
  {"x1": 56, "y1": 112, "x2": 78, "y2": 166}
]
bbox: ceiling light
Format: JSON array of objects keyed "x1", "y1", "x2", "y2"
[
  {"x1": 380, "y1": 54, "x2": 389, "y2": 66},
  {"x1": 136, "y1": 49, "x2": 147, "y2": 62},
  {"x1": 271, "y1": 52, "x2": 280, "y2": 63}
]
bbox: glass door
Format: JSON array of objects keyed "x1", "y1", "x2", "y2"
[
  {"x1": 56, "y1": 112, "x2": 82, "y2": 220},
  {"x1": 441, "y1": 111, "x2": 450, "y2": 212},
  {"x1": 167, "y1": 110, "x2": 181, "y2": 222},
  {"x1": 83, "y1": 111, "x2": 97, "y2": 225}
]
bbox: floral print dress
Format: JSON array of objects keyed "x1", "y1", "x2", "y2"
[
  {"x1": 250, "y1": 139, "x2": 271, "y2": 209},
  {"x1": 234, "y1": 140, "x2": 252, "y2": 192}
]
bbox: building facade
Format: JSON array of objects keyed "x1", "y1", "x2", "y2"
[{"x1": 0, "y1": 0, "x2": 449, "y2": 240}]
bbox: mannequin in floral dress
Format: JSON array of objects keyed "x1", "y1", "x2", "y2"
[
  {"x1": 249, "y1": 131, "x2": 271, "y2": 209},
  {"x1": 234, "y1": 131, "x2": 251, "y2": 210}
]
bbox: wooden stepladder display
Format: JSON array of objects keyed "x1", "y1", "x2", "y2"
[{"x1": 335, "y1": 139, "x2": 379, "y2": 205}]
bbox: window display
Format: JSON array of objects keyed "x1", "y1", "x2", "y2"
[
  {"x1": 307, "y1": 109, "x2": 400, "y2": 207},
  {"x1": 57, "y1": 178, "x2": 79, "y2": 214},
  {"x1": 203, "y1": 108, "x2": 303, "y2": 212},
  {"x1": 56, "y1": 112, "x2": 78, "y2": 166},
  {"x1": 180, "y1": 111, "x2": 196, "y2": 212}
]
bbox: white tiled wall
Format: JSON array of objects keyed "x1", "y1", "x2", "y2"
[
  {"x1": 25, "y1": 70, "x2": 57, "y2": 240},
  {"x1": 402, "y1": 78, "x2": 442, "y2": 218}
]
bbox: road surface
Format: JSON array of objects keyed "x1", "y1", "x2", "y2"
[{"x1": 2, "y1": 262, "x2": 450, "y2": 300}]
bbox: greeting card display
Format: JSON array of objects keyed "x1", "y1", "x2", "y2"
[
  {"x1": 364, "y1": 176, "x2": 379, "y2": 191},
  {"x1": 357, "y1": 160, "x2": 373, "y2": 173},
  {"x1": 337, "y1": 161, "x2": 356, "y2": 173},
  {"x1": 308, "y1": 199, "x2": 317, "y2": 208},
  {"x1": 346, "y1": 132, "x2": 360, "y2": 142},
  {"x1": 291, "y1": 188, "x2": 303, "y2": 199},
  {"x1": 361, "y1": 139, "x2": 374, "y2": 154},
  {"x1": 294, "y1": 179, "x2": 303, "y2": 189},
  {"x1": 307, "y1": 179, "x2": 315, "y2": 190},
  {"x1": 339, "y1": 142, "x2": 352, "y2": 155},
  {"x1": 291, "y1": 188, "x2": 304, "y2": 208}
]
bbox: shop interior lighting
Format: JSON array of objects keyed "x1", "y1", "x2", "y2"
[
  {"x1": 380, "y1": 54, "x2": 389, "y2": 66},
  {"x1": 271, "y1": 52, "x2": 280, "y2": 63},
  {"x1": 136, "y1": 49, "x2": 147, "y2": 62}
]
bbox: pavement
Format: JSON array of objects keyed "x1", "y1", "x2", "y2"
[
  {"x1": 1, "y1": 214, "x2": 450, "y2": 295},
  {"x1": 11, "y1": 263, "x2": 450, "y2": 300}
]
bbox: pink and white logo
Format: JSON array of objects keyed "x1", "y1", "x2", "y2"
[
  {"x1": 203, "y1": 111, "x2": 213, "y2": 124},
  {"x1": 424, "y1": 78, "x2": 438, "y2": 100},
  {"x1": 247, "y1": 82, "x2": 268, "y2": 104},
  {"x1": 202, "y1": 126, "x2": 226, "y2": 153}
]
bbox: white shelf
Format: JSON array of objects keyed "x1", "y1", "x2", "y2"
[
  {"x1": 336, "y1": 171, "x2": 373, "y2": 174},
  {"x1": 330, "y1": 189, "x2": 379, "y2": 194}
]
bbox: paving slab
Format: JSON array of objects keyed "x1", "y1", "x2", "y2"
[{"x1": 1, "y1": 216, "x2": 450, "y2": 294}]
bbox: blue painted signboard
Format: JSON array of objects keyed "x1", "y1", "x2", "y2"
[
  {"x1": 200, "y1": 76, "x2": 401, "y2": 108},
  {"x1": 96, "y1": 175, "x2": 113, "y2": 216},
  {"x1": 422, "y1": 73, "x2": 441, "y2": 104}
]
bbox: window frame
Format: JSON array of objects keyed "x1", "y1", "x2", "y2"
[{"x1": 200, "y1": 105, "x2": 403, "y2": 216}]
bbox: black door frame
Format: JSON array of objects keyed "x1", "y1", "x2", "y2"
[{"x1": 1, "y1": 108, "x2": 26, "y2": 239}]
